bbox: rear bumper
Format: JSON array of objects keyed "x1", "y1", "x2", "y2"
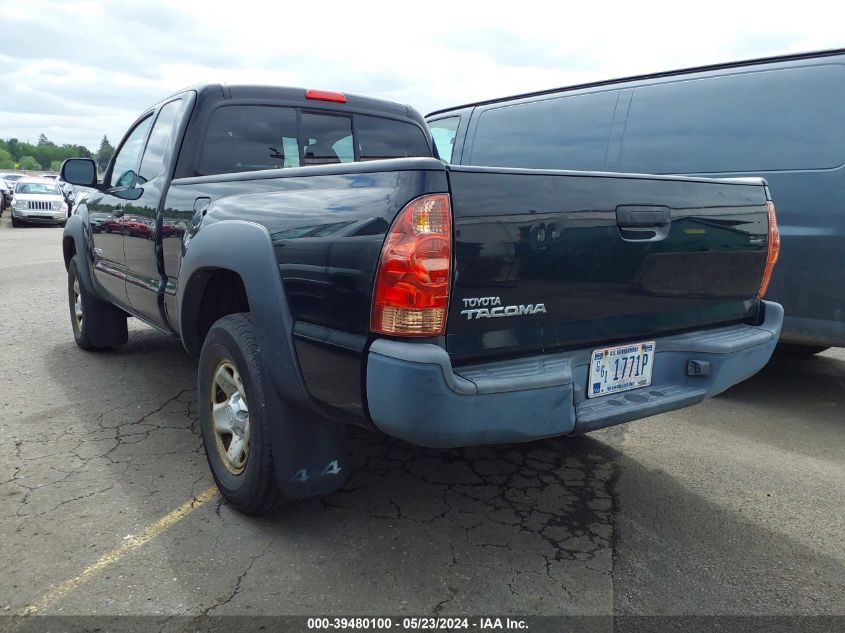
[{"x1": 365, "y1": 301, "x2": 783, "y2": 448}]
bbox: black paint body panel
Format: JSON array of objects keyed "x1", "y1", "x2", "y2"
[
  {"x1": 165, "y1": 160, "x2": 448, "y2": 415},
  {"x1": 445, "y1": 167, "x2": 769, "y2": 364}
]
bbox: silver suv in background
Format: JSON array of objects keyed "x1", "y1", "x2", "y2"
[{"x1": 10, "y1": 177, "x2": 69, "y2": 227}]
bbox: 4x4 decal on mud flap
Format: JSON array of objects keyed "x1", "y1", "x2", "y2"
[{"x1": 290, "y1": 460, "x2": 343, "y2": 483}]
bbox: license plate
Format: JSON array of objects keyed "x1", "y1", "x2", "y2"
[{"x1": 587, "y1": 341, "x2": 655, "y2": 398}]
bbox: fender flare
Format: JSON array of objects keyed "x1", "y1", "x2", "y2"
[
  {"x1": 177, "y1": 219, "x2": 312, "y2": 411},
  {"x1": 61, "y1": 213, "x2": 101, "y2": 299}
]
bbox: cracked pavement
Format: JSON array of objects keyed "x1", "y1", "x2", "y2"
[{"x1": 0, "y1": 218, "x2": 843, "y2": 622}]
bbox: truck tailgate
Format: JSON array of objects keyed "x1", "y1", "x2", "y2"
[{"x1": 446, "y1": 166, "x2": 770, "y2": 363}]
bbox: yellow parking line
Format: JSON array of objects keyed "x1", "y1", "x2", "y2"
[{"x1": 20, "y1": 486, "x2": 218, "y2": 615}]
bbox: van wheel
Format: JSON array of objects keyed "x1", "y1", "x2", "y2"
[
  {"x1": 198, "y1": 314, "x2": 288, "y2": 515},
  {"x1": 67, "y1": 255, "x2": 128, "y2": 350}
]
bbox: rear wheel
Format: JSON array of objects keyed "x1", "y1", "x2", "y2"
[
  {"x1": 198, "y1": 314, "x2": 287, "y2": 515},
  {"x1": 67, "y1": 255, "x2": 128, "y2": 350}
]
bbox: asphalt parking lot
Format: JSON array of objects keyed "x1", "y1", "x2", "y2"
[{"x1": 1, "y1": 216, "x2": 843, "y2": 630}]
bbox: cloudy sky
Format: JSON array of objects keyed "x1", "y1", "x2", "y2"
[{"x1": 2, "y1": 0, "x2": 843, "y2": 151}]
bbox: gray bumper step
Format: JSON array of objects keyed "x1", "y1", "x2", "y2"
[{"x1": 576, "y1": 384, "x2": 706, "y2": 432}]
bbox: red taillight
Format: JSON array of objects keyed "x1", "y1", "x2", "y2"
[
  {"x1": 305, "y1": 89, "x2": 347, "y2": 103},
  {"x1": 758, "y1": 200, "x2": 780, "y2": 298},
  {"x1": 371, "y1": 194, "x2": 452, "y2": 336}
]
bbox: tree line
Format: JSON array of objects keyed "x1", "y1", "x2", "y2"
[{"x1": 0, "y1": 134, "x2": 115, "y2": 173}]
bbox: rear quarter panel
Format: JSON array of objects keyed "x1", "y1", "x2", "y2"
[{"x1": 165, "y1": 161, "x2": 449, "y2": 417}]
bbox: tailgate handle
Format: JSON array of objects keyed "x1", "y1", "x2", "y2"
[
  {"x1": 616, "y1": 206, "x2": 671, "y2": 228},
  {"x1": 616, "y1": 205, "x2": 671, "y2": 242}
]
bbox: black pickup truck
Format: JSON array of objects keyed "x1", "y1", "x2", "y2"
[{"x1": 61, "y1": 84, "x2": 783, "y2": 514}]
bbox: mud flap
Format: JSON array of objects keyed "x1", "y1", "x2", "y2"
[{"x1": 267, "y1": 396, "x2": 350, "y2": 500}]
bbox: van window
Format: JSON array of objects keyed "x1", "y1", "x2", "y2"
[
  {"x1": 470, "y1": 90, "x2": 618, "y2": 171},
  {"x1": 428, "y1": 117, "x2": 459, "y2": 162},
  {"x1": 620, "y1": 65, "x2": 845, "y2": 173}
]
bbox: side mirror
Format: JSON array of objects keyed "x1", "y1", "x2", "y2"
[{"x1": 61, "y1": 158, "x2": 98, "y2": 188}]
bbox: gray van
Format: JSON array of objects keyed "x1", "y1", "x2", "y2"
[{"x1": 427, "y1": 48, "x2": 845, "y2": 353}]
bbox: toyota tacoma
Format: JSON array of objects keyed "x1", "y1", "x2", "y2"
[{"x1": 60, "y1": 84, "x2": 783, "y2": 514}]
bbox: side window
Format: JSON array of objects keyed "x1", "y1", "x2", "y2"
[
  {"x1": 110, "y1": 116, "x2": 153, "y2": 188},
  {"x1": 620, "y1": 65, "x2": 845, "y2": 173},
  {"x1": 428, "y1": 117, "x2": 459, "y2": 162},
  {"x1": 470, "y1": 91, "x2": 618, "y2": 171},
  {"x1": 301, "y1": 113, "x2": 354, "y2": 165},
  {"x1": 138, "y1": 99, "x2": 184, "y2": 184},
  {"x1": 356, "y1": 115, "x2": 430, "y2": 160},
  {"x1": 197, "y1": 105, "x2": 299, "y2": 176}
]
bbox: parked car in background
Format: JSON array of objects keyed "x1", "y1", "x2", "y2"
[
  {"x1": 10, "y1": 177, "x2": 69, "y2": 227},
  {"x1": 1, "y1": 174, "x2": 23, "y2": 210},
  {"x1": 0, "y1": 179, "x2": 11, "y2": 213},
  {"x1": 60, "y1": 84, "x2": 781, "y2": 514},
  {"x1": 427, "y1": 48, "x2": 845, "y2": 354},
  {"x1": 123, "y1": 214, "x2": 153, "y2": 239}
]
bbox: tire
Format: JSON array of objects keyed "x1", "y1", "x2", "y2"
[
  {"x1": 198, "y1": 314, "x2": 288, "y2": 514},
  {"x1": 67, "y1": 255, "x2": 128, "y2": 350},
  {"x1": 776, "y1": 344, "x2": 829, "y2": 356},
  {"x1": 11, "y1": 216, "x2": 21, "y2": 228}
]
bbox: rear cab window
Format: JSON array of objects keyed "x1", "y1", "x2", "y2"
[
  {"x1": 301, "y1": 112, "x2": 354, "y2": 165},
  {"x1": 198, "y1": 106, "x2": 300, "y2": 174},
  {"x1": 196, "y1": 105, "x2": 431, "y2": 176},
  {"x1": 356, "y1": 116, "x2": 431, "y2": 160}
]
